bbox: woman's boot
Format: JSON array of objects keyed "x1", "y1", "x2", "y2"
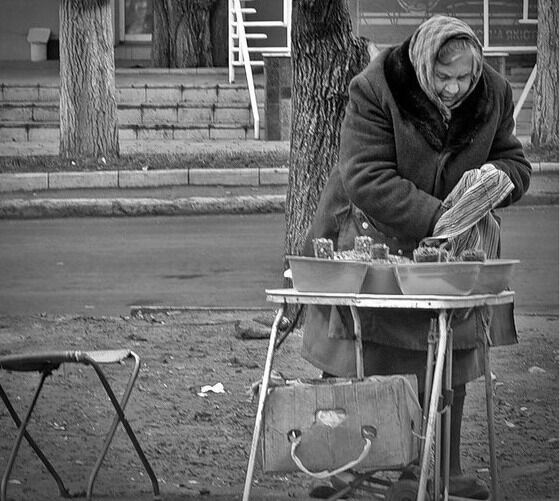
[{"x1": 448, "y1": 384, "x2": 490, "y2": 499}]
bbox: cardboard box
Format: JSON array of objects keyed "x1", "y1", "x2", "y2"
[{"x1": 261, "y1": 375, "x2": 421, "y2": 473}]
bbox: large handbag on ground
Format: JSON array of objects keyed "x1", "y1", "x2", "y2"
[{"x1": 260, "y1": 374, "x2": 422, "y2": 476}]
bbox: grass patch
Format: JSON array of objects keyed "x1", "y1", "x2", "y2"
[
  {"x1": 523, "y1": 143, "x2": 559, "y2": 162},
  {"x1": 0, "y1": 150, "x2": 290, "y2": 174},
  {"x1": 0, "y1": 143, "x2": 556, "y2": 174}
]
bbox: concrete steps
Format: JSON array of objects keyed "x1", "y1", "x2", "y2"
[
  {"x1": 0, "y1": 122, "x2": 266, "y2": 143},
  {"x1": 0, "y1": 82, "x2": 265, "y2": 143},
  {"x1": 511, "y1": 82, "x2": 533, "y2": 137},
  {"x1": 0, "y1": 82, "x2": 264, "y2": 103},
  {"x1": 0, "y1": 78, "x2": 534, "y2": 143},
  {"x1": 0, "y1": 102, "x2": 263, "y2": 125}
]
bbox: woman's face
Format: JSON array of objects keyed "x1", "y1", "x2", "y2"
[{"x1": 434, "y1": 49, "x2": 473, "y2": 107}]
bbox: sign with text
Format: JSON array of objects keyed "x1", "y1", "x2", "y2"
[{"x1": 351, "y1": 0, "x2": 537, "y2": 51}]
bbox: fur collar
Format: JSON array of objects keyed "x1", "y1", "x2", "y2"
[{"x1": 384, "y1": 38, "x2": 494, "y2": 153}]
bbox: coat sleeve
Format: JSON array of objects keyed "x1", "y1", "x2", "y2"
[
  {"x1": 338, "y1": 72, "x2": 443, "y2": 241},
  {"x1": 487, "y1": 80, "x2": 532, "y2": 206}
]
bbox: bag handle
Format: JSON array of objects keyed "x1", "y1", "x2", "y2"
[{"x1": 287, "y1": 426, "x2": 376, "y2": 479}]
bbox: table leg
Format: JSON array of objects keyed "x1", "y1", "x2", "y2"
[
  {"x1": 417, "y1": 310, "x2": 449, "y2": 501},
  {"x1": 242, "y1": 305, "x2": 285, "y2": 501},
  {"x1": 349, "y1": 305, "x2": 364, "y2": 379},
  {"x1": 420, "y1": 320, "x2": 437, "y2": 463},
  {"x1": 442, "y1": 322, "x2": 453, "y2": 501},
  {"x1": 484, "y1": 326, "x2": 501, "y2": 500},
  {"x1": 434, "y1": 411, "x2": 442, "y2": 501}
]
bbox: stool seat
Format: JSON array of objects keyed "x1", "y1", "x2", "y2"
[
  {"x1": 0, "y1": 348, "x2": 160, "y2": 501},
  {"x1": 0, "y1": 349, "x2": 132, "y2": 372}
]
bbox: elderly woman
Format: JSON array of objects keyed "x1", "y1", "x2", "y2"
[{"x1": 303, "y1": 15, "x2": 531, "y2": 499}]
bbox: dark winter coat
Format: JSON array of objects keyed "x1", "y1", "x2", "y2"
[{"x1": 301, "y1": 39, "x2": 532, "y2": 379}]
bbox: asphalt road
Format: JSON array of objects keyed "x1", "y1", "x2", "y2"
[{"x1": 0, "y1": 206, "x2": 557, "y2": 317}]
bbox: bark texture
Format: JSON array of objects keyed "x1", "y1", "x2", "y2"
[
  {"x1": 210, "y1": 0, "x2": 228, "y2": 67},
  {"x1": 59, "y1": 0, "x2": 119, "y2": 158},
  {"x1": 285, "y1": 0, "x2": 370, "y2": 263},
  {"x1": 531, "y1": 0, "x2": 559, "y2": 147},
  {"x1": 152, "y1": 0, "x2": 216, "y2": 68}
]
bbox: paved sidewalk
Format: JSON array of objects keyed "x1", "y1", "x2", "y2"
[
  {"x1": 0, "y1": 139, "x2": 556, "y2": 218},
  {"x1": 0, "y1": 60, "x2": 259, "y2": 87}
]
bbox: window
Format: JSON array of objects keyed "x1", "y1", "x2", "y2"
[
  {"x1": 121, "y1": 0, "x2": 153, "y2": 41},
  {"x1": 350, "y1": 0, "x2": 537, "y2": 52}
]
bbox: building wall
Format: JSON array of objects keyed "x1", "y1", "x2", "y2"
[
  {"x1": 0, "y1": 1, "x2": 538, "y2": 67},
  {"x1": 245, "y1": 0, "x2": 288, "y2": 52},
  {"x1": 1, "y1": 0, "x2": 59, "y2": 60},
  {"x1": 1, "y1": 0, "x2": 285, "y2": 62}
]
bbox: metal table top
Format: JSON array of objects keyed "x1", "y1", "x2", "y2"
[{"x1": 265, "y1": 288, "x2": 515, "y2": 310}]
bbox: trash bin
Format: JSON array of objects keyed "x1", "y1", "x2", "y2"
[{"x1": 27, "y1": 28, "x2": 51, "y2": 62}]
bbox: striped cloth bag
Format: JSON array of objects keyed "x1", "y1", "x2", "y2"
[{"x1": 425, "y1": 164, "x2": 514, "y2": 258}]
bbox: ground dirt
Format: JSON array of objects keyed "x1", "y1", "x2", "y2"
[{"x1": 0, "y1": 310, "x2": 557, "y2": 501}]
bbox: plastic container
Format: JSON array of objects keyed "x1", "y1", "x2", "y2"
[
  {"x1": 360, "y1": 263, "x2": 401, "y2": 295},
  {"x1": 395, "y1": 262, "x2": 481, "y2": 296},
  {"x1": 473, "y1": 259, "x2": 519, "y2": 294},
  {"x1": 287, "y1": 256, "x2": 368, "y2": 294}
]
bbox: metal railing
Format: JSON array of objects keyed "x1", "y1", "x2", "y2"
[
  {"x1": 513, "y1": 64, "x2": 537, "y2": 136},
  {"x1": 231, "y1": 0, "x2": 259, "y2": 139},
  {"x1": 228, "y1": 0, "x2": 292, "y2": 139}
]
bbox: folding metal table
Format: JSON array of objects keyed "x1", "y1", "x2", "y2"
[{"x1": 243, "y1": 289, "x2": 515, "y2": 501}]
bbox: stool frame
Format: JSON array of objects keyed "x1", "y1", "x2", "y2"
[{"x1": 0, "y1": 349, "x2": 160, "y2": 501}]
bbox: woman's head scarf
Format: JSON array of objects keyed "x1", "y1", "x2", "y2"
[{"x1": 408, "y1": 15, "x2": 484, "y2": 121}]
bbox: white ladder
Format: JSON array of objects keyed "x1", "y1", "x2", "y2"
[{"x1": 228, "y1": 0, "x2": 292, "y2": 139}]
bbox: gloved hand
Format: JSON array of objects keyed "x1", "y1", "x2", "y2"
[{"x1": 480, "y1": 163, "x2": 498, "y2": 173}]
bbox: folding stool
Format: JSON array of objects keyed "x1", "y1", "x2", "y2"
[{"x1": 0, "y1": 349, "x2": 160, "y2": 501}]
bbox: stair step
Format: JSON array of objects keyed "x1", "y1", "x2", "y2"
[
  {"x1": 0, "y1": 102, "x2": 58, "y2": 122},
  {"x1": 231, "y1": 46, "x2": 288, "y2": 53},
  {"x1": 120, "y1": 103, "x2": 264, "y2": 125},
  {"x1": 0, "y1": 122, "x2": 265, "y2": 143},
  {"x1": 0, "y1": 122, "x2": 60, "y2": 143},
  {"x1": 232, "y1": 33, "x2": 268, "y2": 39},
  {"x1": 511, "y1": 85, "x2": 534, "y2": 104},
  {"x1": 232, "y1": 61, "x2": 265, "y2": 67},
  {"x1": 116, "y1": 85, "x2": 264, "y2": 104},
  {"x1": 0, "y1": 85, "x2": 59, "y2": 103},
  {"x1": 0, "y1": 103, "x2": 264, "y2": 126},
  {"x1": 241, "y1": 21, "x2": 288, "y2": 27},
  {"x1": 0, "y1": 83, "x2": 264, "y2": 103}
]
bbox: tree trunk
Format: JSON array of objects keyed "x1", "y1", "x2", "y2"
[
  {"x1": 152, "y1": 0, "x2": 216, "y2": 68},
  {"x1": 210, "y1": 0, "x2": 229, "y2": 67},
  {"x1": 59, "y1": 0, "x2": 119, "y2": 159},
  {"x1": 531, "y1": 0, "x2": 559, "y2": 148},
  {"x1": 285, "y1": 0, "x2": 370, "y2": 263}
]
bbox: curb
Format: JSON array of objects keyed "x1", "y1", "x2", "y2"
[
  {"x1": 0, "y1": 165, "x2": 556, "y2": 219},
  {"x1": 0, "y1": 191, "x2": 555, "y2": 220},
  {"x1": 0, "y1": 195, "x2": 286, "y2": 219},
  {"x1": 0, "y1": 163, "x2": 557, "y2": 194},
  {"x1": 0, "y1": 167, "x2": 289, "y2": 193},
  {"x1": 531, "y1": 161, "x2": 560, "y2": 173}
]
